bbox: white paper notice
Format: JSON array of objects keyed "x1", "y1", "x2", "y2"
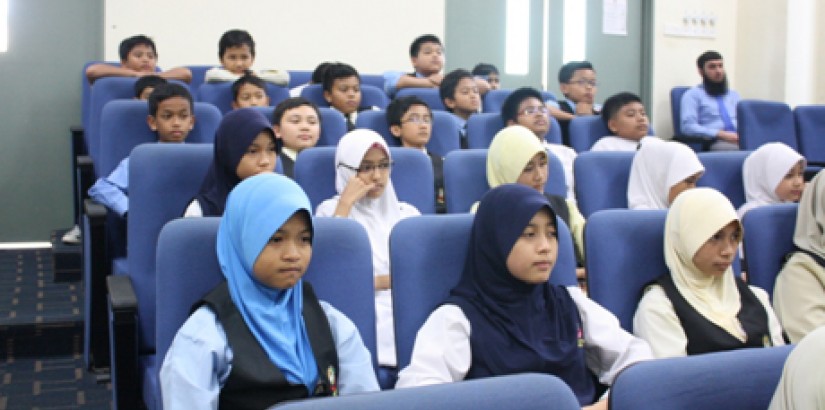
[{"x1": 602, "y1": 0, "x2": 627, "y2": 36}]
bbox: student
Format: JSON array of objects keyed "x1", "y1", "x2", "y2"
[
  {"x1": 501, "y1": 87, "x2": 578, "y2": 200},
  {"x1": 290, "y1": 62, "x2": 333, "y2": 97},
  {"x1": 395, "y1": 184, "x2": 652, "y2": 409},
  {"x1": 633, "y1": 188, "x2": 785, "y2": 358},
  {"x1": 627, "y1": 139, "x2": 704, "y2": 210},
  {"x1": 383, "y1": 34, "x2": 445, "y2": 97},
  {"x1": 272, "y1": 97, "x2": 321, "y2": 178},
  {"x1": 773, "y1": 172, "x2": 825, "y2": 343},
  {"x1": 472, "y1": 63, "x2": 500, "y2": 90},
  {"x1": 386, "y1": 95, "x2": 445, "y2": 213},
  {"x1": 440, "y1": 69, "x2": 481, "y2": 149},
  {"x1": 737, "y1": 142, "x2": 805, "y2": 219},
  {"x1": 479, "y1": 125, "x2": 586, "y2": 269},
  {"x1": 322, "y1": 63, "x2": 369, "y2": 131},
  {"x1": 316, "y1": 130, "x2": 421, "y2": 368},
  {"x1": 592, "y1": 92, "x2": 655, "y2": 152},
  {"x1": 768, "y1": 325, "x2": 825, "y2": 410},
  {"x1": 547, "y1": 61, "x2": 600, "y2": 147},
  {"x1": 204, "y1": 29, "x2": 289, "y2": 85},
  {"x1": 232, "y1": 74, "x2": 271, "y2": 109},
  {"x1": 161, "y1": 173, "x2": 380, "y2": 409},
  {"x1": 89, "y1": 83, "x2": 195, "y2": 218},
  {"x1": 184, "y1": 108, "x2": 277, "y2": 217},
  {"x1": 85, "y1": 34, "x2": 192, "y2": 83},
  {"x1": 134, "y1": 75, "x2": 167, "y2": 100}
]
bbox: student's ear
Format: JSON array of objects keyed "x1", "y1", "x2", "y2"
[
  {"x1": 505, "y1": 119, "x2": 517, "y2": 127},
  {"x1": 147, "y1": 115, "x2": 158, "y2": 131},
  {"x1": 389, "y1": 124, "x2": 403, "y2": 138},
  {"x1": 188, "y1": 115, "x2": 196, "y2": 130},
  {"x1": 323, "y1": 90, "x2": 333, "y2": 104},
  {"x1": 607, "y1": 118, "x2": 618, "y2": 134},
  {"x1": 272, "y1": 124, "x2": 282, "y2": 138},
  {"x1": 231, "y1": 101, "x2": 239, "y2": 110},
  {"x1": 263, "y1": 96, "x2": 271, "y2": 106},
  {"x1": 444, "y1": 97, "x2": 457, "y2": 111},
  {"x1": 559, "y1": 82, "x2": 571, "y2": 96}
]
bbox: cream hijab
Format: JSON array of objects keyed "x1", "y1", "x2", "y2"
[
  {"x1": 794, "y1": 171, "x2": 825, "y2": 259},
  {"x1": 333, "y1": 129, "x2": 403, "y2": 276},
  {"x1": 665, "y1": 187, "x2": 745, "y2": 340},
  {"x1": 628, "y1": 139, "x2": 704, "y2": 209},
  {"x1": 768, "y1": 325, "x2": 825, "y2": 410},
  {"x1": 487, "y1": 125, "x2": 546, "y2": 187},
  {"x1": 738, "y1": 142, "x2": 805, "y2": 218}
]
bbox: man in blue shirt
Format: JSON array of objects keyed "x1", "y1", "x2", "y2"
[{"x1": 680, "y1": 51, "x2": 741, "y2": 151}]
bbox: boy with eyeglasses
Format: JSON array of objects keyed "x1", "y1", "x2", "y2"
[
  {"x1": 503, "y1": 87, "x2": 578, "y2": 200},
  {"x1": 547, "y1": 61, "x2": 601, "y2": 147},
  {"x1": 386, "y1": 96, "x2": 446, "y2": 213}
]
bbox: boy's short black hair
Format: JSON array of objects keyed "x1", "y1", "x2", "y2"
[
  {"x1": 697, "y1": 50, "x2": 723, "y2": 69},
  {"x1": 311, "y1": 62, "x2": 333, "y2": 84},
  {"x1": 322, "y1": 63, "x2": 360, "y2": 92},
  {"x1": 119, "y1": 35, "x2": 156, "y2": 61},
  {"x1": 500, "y1": 87, "x2": 544, "y2": 124},
  {"x1": 472, "y1": 63, "x2": 499, "y2": 77},
  {"x1": 218, "y1": 29, "x2": 255, "y2": 59},
  {"x1": 134, "y1": 75, "x2": 167, "y2": 98},
  {"x1": 232, "y1": 74, "x2": 267, "y2": 101},
  {"x1": 409, "y1": 34, "x2": 442, "y2": 58},
  {"x1": 439, "y1": 69, "x2": 474, "y2": 112},
  {"x1": 148, "y1": 83, "x2": 193, "y2": 116},
  {"x1": 386, "y1": 95, "x2": 432, "y2": 127},
  {"x1": 272, "y1": 97, "x2": 321, "y2": 127},
  {"x1": 558, "y1": 61, "x2": 594, "y2": 83},
  {"x1": 601, "y1": 92, "x2": 643, "y2": 128}
]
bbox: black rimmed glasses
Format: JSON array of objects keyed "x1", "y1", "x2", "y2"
[{"x1": 338, "y1": 161, "x2": 394, "y2": 174}]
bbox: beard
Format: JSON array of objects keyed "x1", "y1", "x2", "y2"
[{"x1": 702, "y1": 74, "x2": 728, "y2": 96}]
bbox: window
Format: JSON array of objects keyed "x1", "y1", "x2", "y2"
[
  {"x1": 562, "y1": 0, "x2": 586, "y2": 62},
  {"x1": 0, "y1": 0, "x2": 7, "y2": 52},
  {"x1": 505, "y1": 0, "x2": 530, "y2": 75}
]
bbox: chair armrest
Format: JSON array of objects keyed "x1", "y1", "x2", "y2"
[
  {"x1": 106, "y1": 274, "x2": 141, "y2": 408},
  {"x1": 672, "y1": 134, "x2": 714, "y2": 152},
  {"x1": 107, "y1": 274, "x2": 137, "y2": 312}
]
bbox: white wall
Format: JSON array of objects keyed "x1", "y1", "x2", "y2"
[{"x1": 104, "y1": 0, "x2": 445, "y2": 73}]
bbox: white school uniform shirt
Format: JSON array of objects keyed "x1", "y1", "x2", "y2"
[
  {"x1": 590, "y1": 136, "x2": 655, "y2": 152},
  {"x1": 543, "y1": 141, "x2": 578, "y2": 200}
]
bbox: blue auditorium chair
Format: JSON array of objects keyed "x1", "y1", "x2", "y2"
[
  {"x1": 361, "y1": 74, "x2": 386, "y2": 90},
  {"x1": 610, "y1": 345, "x2": 793, "y2": 410},
  {"x1": 737, "y1": 100, "x2": 797, "y2": 151},
  {"x1": 696, "y1": 151, "x2": 749, "y2": 209},
  {"x1": 442, "y1": 149, "x2": 567, "y2": 213},
  {"x1": 391, "y1": 214, "x2": 579, "y2": 373},
  {"x1": 466, "y1": 112, "x2": 562, "y2": 149},
  {"x1": 288, "y1": 70, "x2": 312, "y2": 88},
  {"x1": 569, "y1": 115, "x2": 655, "y2": 153},
  {"x1": 481, "y1": 89, "x2": 557, "y2": 114},
  {"x1": 794, "y1": 105, "x2": 825, "y2": 167},
  {"x1": 300, "y1": 84, "x2": 390, "y2": 110},
  {"x1": 197, "y1": 81, "x2": 290, "y2": 114},
  {"x1": 395, "y1": 88, "x2": 446, "y2": 111},
  {"x1": 185, "y1": 64, "x2": 213, "y2": 90},
  {"x1": 275, "y1": 373, "x2": 579, "y2": 410},
  {"x1": 294, "y1": 147, "x2": 435, "y2": 214},
  {"x1": 573, "y1": 151, "x2": 635, "y2": 218},
  {"x1": 354, "y1": 110, "x2": 461, "y2": 157},
  {"x1": 742, "y1": 204, "x2": 798, "y2": 297}
]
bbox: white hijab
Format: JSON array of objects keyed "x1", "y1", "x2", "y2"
[
  {"x1": 333, "y1": 129, "x2": 402, "y2": 277},
  {"x1": 665, "y1": 188, "x2": 745, "y2": 340},
  {"x1": 628, "y1": 139, "x2": 705, "y2": 209},
  {"x1": 737, "y1": 142, "x2": 805, "y2": 218}
]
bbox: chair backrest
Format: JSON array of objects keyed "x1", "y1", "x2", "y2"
[
  {"x1": 294, "y1": 146, "x2": 436, "y2": 214},
  {"x1": 586, "y1": 209, "x2": 742, "y2": 332},
  {"x1": 287, "y1": 70, "x2": 312, "y2": 88},
  {"x1": 98, "y1": 100, "x2": 221, "y2": 177},
  {"x1": 610, "y1": 345, "x2": 793, "y2": 410},
  {"x1": 481, "y1": 89, "x2": 512, "y2": 113},
  {"x1": 573, "y1": 151, "x2": 635, "y2": 218},
  {"x1": 443, "y1": 149, "x2": 567, "y2": 213},
  {"x1": 670, "y1": 86, "x2": 690, "y2": 136},
  {"x1": 737, "y1": 100, "x2": 797, "y2": 151},
  {"x1": 87, "y1": 77, "x2": 142, "y2": 165},
  {"x1": 300, "y1": 84, "x2": 390, "y2": 110},
  {"x1": 742, "y1": 203, "x2": 798, "y2": 297},
  {"x1": 391, "y1": 214, "x2": 578, "y2": 370},
  {"x1": 127, "y1": 143, "x2": 213, "y2": 351},
  {"x1": 696, "y1": 151, "x2": 749, "y2": 209},
  {"x1": 155, "y1": 216, "x2": 378, "y2": 370},
  {"x1": 361, "y1": 74, "x2": 386, "y2": 90},
  {"x1": 197, "y1": 81, "x2": 290, "y2": 114},
  {"x1": 794, "y1": 105, "x2": 825, "y2": 165},
  {"x1": 568, "y1": 115, "x2": 611, "y2": 153},
  {"x1": 395, "y1": 88, "x2": 446, "y2": 111},
  {"x1": 185, "y1": 65, "x2": 213, "y2": 90},
  {"x1": 354, "y1": 110, "x2": 461, "y2": 157},
  {"x1": 81, "y1": 61, "x2": 117, "y2": 131},
  {"x1": 276, "y1": 373, "x2": 579, "y2": 410},
  {"x1": 467, "y1": 113, "x2": 562, "y2": 148}
]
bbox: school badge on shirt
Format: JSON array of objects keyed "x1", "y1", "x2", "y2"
[
  {"x1": 327, "y1": 365, "x2": 338, "y2": 396},
  {"x1": 577, "y1": 327, "x2": 585, "y2": 348}
]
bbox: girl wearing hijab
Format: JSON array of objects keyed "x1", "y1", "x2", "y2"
[
  {"x1": 768, "y1": 325, "x2": 825, "y2": 410},
  {"x1": 478, "y1": 125, "x2": 586, "y2": 270},
  {"x1": 184, "y1": 108, "x2": 278, "y2": 217},
  {"x1": 737, "y1": 142, "x2": 805, "y2": 219},
  {"x1": 161, "y1": 173, "x2": 379, "y2": 409},
  {"x1": 633, "y1": 188, "x2": 784, "y2": 358},
  {"x1": 773, "y1": 171, "x2": 825, "y2": 343},
  {"x1": 627, "y1": 139, "x2": 704, "y2": 209},
  {"x1": 396, "y1": 184, "x2": 652, "y2": 409},
  {"x1": 316, "y1": 129, "x2": 420, "y2": 368}
]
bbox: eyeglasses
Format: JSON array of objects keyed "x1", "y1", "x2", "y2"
[
  {"x1": 568, "y1": 79, "x2": 598, "y2": 87},
  {"x1": 402, "y1": 115, "x2": 432, "y2": 125},
  {"x1": 519, "y1": 105, "x2": 549, "y2": 116},
  {"x1": 338, "y1": 161, "x2": 393, "y2": 174}
]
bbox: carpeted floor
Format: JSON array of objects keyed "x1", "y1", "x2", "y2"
[{"x1": 0, "y1": 248, "x2": 112, "y2": 409}]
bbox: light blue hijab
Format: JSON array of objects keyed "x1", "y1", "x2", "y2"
[{"x1": 216, "y1": 172, "x2": 318, "y2": 391}]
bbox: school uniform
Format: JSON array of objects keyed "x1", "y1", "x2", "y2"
[
  {"x1": 769, "y1": 325, "x2": 825, "y2": 410},
  {"x1": 88, "y1": 157, "x2": 130, "y2": 217},
  {"x1": 627, "y1": 139, "x2": 704, "y2": 210},
  {"x1": 383, "y1": 71, "x2": 427, "y2": 97},
  {"x1": 279, "y1": 148, "x2": 297, "y2": 179},
  {"x1": 543, "y1": 141, "x2": 577, "y2": 200},
  {"x1": 590, "y1": 135, "x2": 654, "y2": 152},
  {"x1": 737, "y1": 142, "x2": 804, "y2": 219},
  {"x1": 548, "y1": 99, "x2": 601, "y2": 147},
  {"x1": 205, "y1": 67, "x2": 289, "y2": 86},
  {"x1": 428, "y1": 151, "x2": 446, "y2": 213}
]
